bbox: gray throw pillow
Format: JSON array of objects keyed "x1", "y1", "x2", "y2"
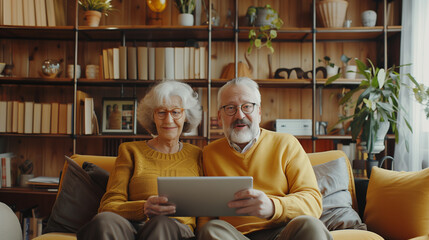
[
  {"x1": 313, "y1": 157, "x2": 367, "y2": 231},
  {"x1": 44, "y1": 156, "x2": 109, "y2": 233}
]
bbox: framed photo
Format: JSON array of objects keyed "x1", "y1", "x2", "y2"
[{"x1": 102, "y1": 98, "x2": 137, "y2": 134}]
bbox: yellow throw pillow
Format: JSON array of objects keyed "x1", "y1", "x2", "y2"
[{"x1": 364, "y1": 167, "x2": 429, "y2": 240}]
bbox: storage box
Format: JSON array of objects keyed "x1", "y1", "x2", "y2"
[{"x1": 274, "y1": 119, "x2": 312, "y2": 136}]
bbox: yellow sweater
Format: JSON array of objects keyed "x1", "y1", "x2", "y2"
[
  {"x1": 201, "y1": 129, "x2": 322, "y2": 235},
  {"x1": 98, "y1": 141, "x2": 202, "y2": 230}
]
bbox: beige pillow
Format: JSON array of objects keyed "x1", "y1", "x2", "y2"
[{"x1": 364, "y1": 167, "x2": 429, "y2": 240}]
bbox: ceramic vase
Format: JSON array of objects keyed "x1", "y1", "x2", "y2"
[
  {"x1": 178, "y1": 13, "x2": 194, "y2": 26},
  {"x1": 84, "y1": 10, "x2": 102, "y2": 27},
  {"x1": 344, "y1": 65, "x2": 357, "y2": 79},
  {"x1": 317, "y1": 0, "x2": 349, "y2": 28},
  {"x1": 326, "y1": 65, "x2": 339, "y2": 78},
  {"x1": 254, "y1": 8, "x2": 276, "y2": 27},
  {"x1": 361, "y1": 10, "x2": 377, "y2": 27}
]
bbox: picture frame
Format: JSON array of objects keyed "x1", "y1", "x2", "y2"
[{"x1": 101, "y1": 98, "x2": 137, "y2": 134}]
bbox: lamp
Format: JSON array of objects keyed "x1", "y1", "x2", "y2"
[{"x1": 147, "y1": 0, "x2": 167, "y2": 25}]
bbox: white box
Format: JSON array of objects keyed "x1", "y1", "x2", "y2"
[{"x1": 274, "y1": 119, "x2": 312, "y2": 136}]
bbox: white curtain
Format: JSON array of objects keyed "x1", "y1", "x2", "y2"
[{"x1": 394, "y1": 0, "x2": 429, "y2": 171}]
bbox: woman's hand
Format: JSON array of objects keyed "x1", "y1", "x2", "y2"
[
  {"x1": 144, "y1": 195, "x2": 176, "y2": 218},
  {"x1": 227, "y1": 189, "x2": 274, "y2": 219}
]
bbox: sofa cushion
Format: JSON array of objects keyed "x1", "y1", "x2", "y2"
[
  {"x1": 364, "y1": 167, "x2": 429, "y2": 240},
  {"x1": 313, "y1": 157, "x2": 366, "y2": 231},
  {"x1": 44, "y1": 156, "x2": 109, "y2": 234}
]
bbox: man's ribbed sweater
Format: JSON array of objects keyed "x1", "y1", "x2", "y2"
[{"x1": 201, "y1": 128, "x2": 322, "y2": 234}]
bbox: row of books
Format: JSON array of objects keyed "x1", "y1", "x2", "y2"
[
  {"x1": 0, "y1": 101, "x2": 72, "y2": 135},
  {"x1": 0, "y1": 0, "x2": 66, "y2": 27},
  {"x1": 101, "y1": 46, "x2": 207, "y2": 81},
  {"x1": 0, "y1": 152, "x2": 14, "y2": 187},
  {"x1": 15, "y1": 205, "x2": 43, "y2": 239}
]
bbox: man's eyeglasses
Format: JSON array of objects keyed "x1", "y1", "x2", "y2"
[
  {"x1": 220, "y1": 102, "x2": 257, "y2": 116},
  {"x1": 154, "y1": 108, "x2": 185, "y2": 120}
]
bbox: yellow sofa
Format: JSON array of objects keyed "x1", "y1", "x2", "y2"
[{"x1": 35, "y1": 150, "x2": 383, "y2": 240}]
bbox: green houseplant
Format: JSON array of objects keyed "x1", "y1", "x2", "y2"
[
  {"x1": 319, "y1": 56, "x2": 339, "y2": 78},
  {"x1": 325, "y1": 58, "x2": 414, "y2": 154},
  {"x1": 79, "y1": 0, "x2": 114, "y2": 27},
  {"x1": 247, "y1": 5, "x2": 284, "y2": 54}
]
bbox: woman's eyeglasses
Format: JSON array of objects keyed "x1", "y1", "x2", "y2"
[{"x1": 154, "y1": 108, "x2": 185, "y2": 120}]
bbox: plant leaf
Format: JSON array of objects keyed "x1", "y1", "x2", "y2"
[{"x1": 377, "y1": 68, "x2": 386, "y2": 88}]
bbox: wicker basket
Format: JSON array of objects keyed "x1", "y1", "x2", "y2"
[{"x1": 317, "y1": 0, "x2": 348, "y2": 28}]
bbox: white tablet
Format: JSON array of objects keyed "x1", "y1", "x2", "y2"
[{"x1": 157, "y1": 176, "x2": 253, "y2": 217}]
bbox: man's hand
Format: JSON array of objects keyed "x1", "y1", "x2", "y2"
[
  {"x1": 228, "y1": 189, "x2": 274, "y2": 219},
  {"x1": 144, "y1": 195, "x2": 176, "y2": 218}
]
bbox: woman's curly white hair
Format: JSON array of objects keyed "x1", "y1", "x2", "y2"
[{"x1": 138, "y1": 80, "x2": 202, "y2": 135}]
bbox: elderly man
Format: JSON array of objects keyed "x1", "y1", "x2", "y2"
[{"x1": 197, "y1": 77, "x2": 332, "y2": 240}]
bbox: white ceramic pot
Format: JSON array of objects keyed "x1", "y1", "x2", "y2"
[
  {"x1": 67, "y1": 64, "x2": 81, "y2": 79},
  {"x1": 326, "y1": 65, "x2": 339, "y2": 78},
  {"x1": 317, "y1": 0, "x2": 349, "y2": 28},
  {"x1": 344, "y1": 65, "x2": 357, "y2": 79},
  {"x1": 254, "y1": 8, "x2": 276, "y2": 27},
  {"x1": 361, "y1": 10, "x2": 377, "y2": 27},
  {"x1": 85, "y1": 65, "x2": 99, "y2": 79},
  {"x1": 178, "y1": 13, "x2": 194, "y2": 26}
]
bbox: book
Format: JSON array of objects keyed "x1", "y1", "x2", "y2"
[
  {"x1": 118, "y1": 46, "x2": 127, "y2": 79},
  {"x1": 174, "y1": 47, "x2": 184, "y2": 80},
  {"x1": 189, "y1": 47, "x2": 195, "y2": 79},
  {"x1": 136, "y1": 46, "x2": 147, "y2": 80},
  {"x1": 57, "y1": 103, "x2": 67, "y2": 134},
  {"x1": 76, "y1": 90, "x2": 89, "y2": 135},
  {"x1": 112, "y1": 47, "x2": 120, "y2": 79},
  {"x1": 53, "y1": 0, "x2": 66, "y2": 26},
  {"x1": 107, "y1": 48, "x2": 114, "y2": 79},
  {"x1": 45, "y1": 0, "x2": 56, "y2": 26},
  {"x1": 148, "y1": 47, "x2": 155, "y2": 80},
  {"x1": 164, "y1": 47, "x2": 175, "y2": 79},
  {"x1": 84, "y1": 98, "x2": 94, "y2": 135},
  {"x1": 34, "y1": 0, "x2": 47, "y2": 26},
  {"x1": 102, "y1": 49, "x2": 110, "y2": 79},
  {"x1": 11, "y1": 101, "x2": 19, "y2": 133},
  {"x1": 155, "y1": 47, "x2": 165, "y2": 80},
  {"x1": 194, "y1": 47, "x2": 200, "y2": 79},
  {"x1": 11, "y1": 0, "x2": 24, "y2": 25},
  {"x1": 184, "y1": 47, "x2": 190, "y2": 79},
  {"x1": 127, "y1": 46, "x2": 138, "y2": 80},
  {"x1": 50, "y1": 102, "x2": 59, "y2": 134},
  {"x1": 6, "y1": 101, "x2": 13, "y2": 132},
  {"x1": 17, "y1": 102, "x2": 24, "y2": 133},
  {"x1": 41, "y1": 103, "x2": 51, "y2": 134},
  {"x1": 66, "y1": 103, "x2": 72, "y2": 134},
  {"x1": 2, "y1": 0, "x2": 12, "y2": 25},
  {"x1": 0, "y1": 152, "x2": 14, "y2": 187},
  {"x1": 23, "y1": 0, "x2": 36, "y2": 26},
  {"x1": 199, "y1": 46, "x2": 206, "y2": 79},
  {"x1": 33, "y1": 103, "x2": 42, "y2": 134},
  {"x1": 24, "y1": 101, "x2": 34, "y2": 134},
  {"x1": 0, "y1": 101, "x2": 6, "y2": 132}
]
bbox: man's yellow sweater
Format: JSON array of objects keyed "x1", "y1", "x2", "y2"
[
  {"x1": 201, "y1": 128, "x2": 322, "y2": 235},
  {"x1": 98, "y1": 141, "x2": 202, "y2": 230}
]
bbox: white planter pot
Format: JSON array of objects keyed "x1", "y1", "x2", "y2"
[
  {"x1": 178, "y1": 13, "x2": 194, "y2": 26},
  {"x1": 361, "y1": 121, "x2": 390, "y2": 154},
  {"x1": 326, "y1": 65, "x2": 339, "y2": 78},
  {"x1": 344, "y1": 65, "x2": 357, "y2": 79},
  {"x1": 254, "y1": 8, "x2": 276, "y2": 27},
  {"x1": 361, "y1": 10, "x2": 377, "y2": 27}
]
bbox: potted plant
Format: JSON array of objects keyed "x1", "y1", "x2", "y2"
[
  {"x1": 247, "y1": 5, "x2": 284, "y2": 54},
  {"x1": 78, "y1": 0, "x2": 114, "y2": 27},
  {"x1": 341, "y1": 54, "x2": 357, "y2": 79},
  {"x1": 326, "y1": 58, "x2": 416, "y2": 156},
  {"x1": 175, "y1": 0, "x2": 195, "y2": 26},
  {"x1": 319, "y1": 56, "x2": 339, "y2": 78}
]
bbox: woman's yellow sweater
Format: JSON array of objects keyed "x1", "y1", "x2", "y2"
[
  {"x1": 98, "y1": 141, "x2": 202, "y2": 230},
  {"x1": 201, "y1": 128, "x2": 322, "y2": 235}
]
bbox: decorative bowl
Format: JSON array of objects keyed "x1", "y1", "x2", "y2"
[{"x1": 40, "y1": 59, "x2": 62, "y2": 78}]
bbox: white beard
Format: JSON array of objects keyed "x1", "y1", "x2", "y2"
[{"x1": 223, "y1": 118, "x2": 259, "y2": 144}]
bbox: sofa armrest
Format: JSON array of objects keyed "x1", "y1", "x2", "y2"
[{"x1": 354, "y1": 178, "x2": 369, "y2": 220}]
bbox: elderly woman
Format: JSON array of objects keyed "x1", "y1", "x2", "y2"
[{"x1": 77, "y1": 80, "x2": 202, "y2": 240}]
